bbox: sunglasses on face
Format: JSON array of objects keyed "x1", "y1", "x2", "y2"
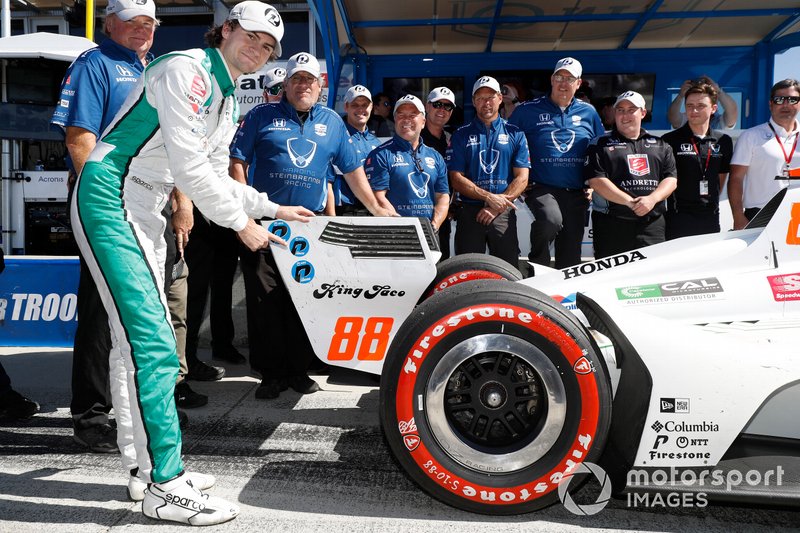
[
  {"x1": 772, "y1": 95, "x2": 800, "y2": 105},
  {"x1": 552, "y1": 74, "x2": 578, "y2": 84},
  {"x1": 430, "y1": 101, "x2": 455, "y2": 112},
  {"x1": 266, "y1": 84, "x2": 283, "y2": 96}
]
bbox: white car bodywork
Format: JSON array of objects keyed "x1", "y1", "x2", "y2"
[{"x1": 268, "y1": 186, "x2": 800, "y2": 481}]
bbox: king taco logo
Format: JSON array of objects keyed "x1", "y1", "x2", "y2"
[
  {"x1": 627, "y1": 154, "x2": 650, "y2": 177},
  {"x1": 767, "y1": 272, "x2": 800, "y2": 301}
]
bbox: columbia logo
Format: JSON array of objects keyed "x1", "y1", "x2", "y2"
[{"x1": 651, "y1": 421, "x2": 663, "y2": 433}]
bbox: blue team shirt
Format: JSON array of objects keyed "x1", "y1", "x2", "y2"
[
  {"x1": 230, "y1": 99, "x2": 361, "y2": 212},
  {"x1": 508, "y1": 96, "x2": 604, "y2": 189},
  {"x1": 334, "y1": 121, "x2": 380, "y2": 206},
  {"x1": 50, "y1": 39, "x2": 151, "y2": 171},
  {"x1": 365, "y1": 136, "x2": 449, "y2": 219},
  {"x1": 446, "y1": 116, "x2": 530, "y2": 206}
]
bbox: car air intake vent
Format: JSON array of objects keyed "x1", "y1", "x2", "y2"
[
  {"x1": 319, "y1": 221, "x2": 426, "y2": 258},
  {"x1": 417, "y1": 217, "x2": 440, "y2": 253}
]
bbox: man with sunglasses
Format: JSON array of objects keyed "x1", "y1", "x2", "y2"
[
  {"x1": 368, "y1": 93, "x2": 395, "y2": 137},
  {"x1": 729, "y1": 79, "x2": 800, "y2": 229},
  {"x1": 422, "y1": 87, "x2": 457, "y2": 258},
  {"x1": 332, "y1": 85, "x2": 381, "y2": 215},
  {"x1": 263, "y1": 66, "x2": 285, "y2": 103},
  {"x1": 662, "y1": 82, "x2": 733, "y2": 239},
  {"x1": 366, "y1": 95, "x2": 450, "y2": 230},
  {"x1": 230, "y1": 53, "x2": 394, "y2": 401},
  {"x1": 448, "y1": 76, "x2": 530, "y2": 267},
  {"x1": 509, "y1": 57, "x2": 604, "y2": 270}
]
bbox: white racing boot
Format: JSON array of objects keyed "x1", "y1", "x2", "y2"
[
  {"x1": 142, "y1": 472, "x2": 239, "y2": 526},
  {"x1": 128, "y1": 470, "x2": 216, "y2": 501}
]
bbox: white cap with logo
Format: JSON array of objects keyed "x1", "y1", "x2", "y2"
[
  {"x1": 472, "y1": 76, "x2": 501, "y2": 95},
  {"x1": 427, "y1": 87, "x2": 456, "y2": 105},
  {"x1": 106, "y1": 0, "x2": 156, "y2": 21},
  {"x1": 615, "y1": 90, "x2": 647, "y2": 110},
  {"x1": 263, "y1": 67, "x2": 286, "y2": 89},
  {"x1": 228, "y1": 1, "x2": 285, "y2": 58},
  {"x1": 393, "y1": 95, "x2": 426, "y2": 116},
  {"x1": 554, "y1": 57, "x2": 582, "y2": 79},
  {"x1": 285, "y1": 52, "x2": 321, "y2": 79},
  {"x1": 344, "y1": 85, "x2": 372, "y2": 104}
]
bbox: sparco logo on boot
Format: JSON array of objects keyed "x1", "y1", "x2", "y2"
[
  {"x1": 562, "y1": 250, "x2": 646, "y2": 280},
  {"x1": 165, "y1": 493, "x2": 205, "y2": 511}
]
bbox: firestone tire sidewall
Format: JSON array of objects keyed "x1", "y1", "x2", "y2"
[
  {"x1": 381, "y1": 281, "x2": 612, "y2": 515},
  {"x1": 423, "y1": 253, "x2": 523, "y2": 300}
]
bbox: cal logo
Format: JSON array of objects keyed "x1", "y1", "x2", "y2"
[{"x1": 627, "y1": 153, "x2": 650, "y2": 176}]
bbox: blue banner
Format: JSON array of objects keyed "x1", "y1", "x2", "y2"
[{"x1": 0, "y1": 257, "x2": 79, "y2": 347}]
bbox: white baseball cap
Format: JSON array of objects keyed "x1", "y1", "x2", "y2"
[
  {"x1": 393, "y1": 95, "x2": 426, "y2": 116},
  {"x1": 554, "y1": 57, "x2": 582, "y2": 79},
  {"x1": 227, "y1": 1, "x2": 285, "y2": 58},
  {"x1": 615, "y1": 90, "x2": 647, "y2": 109},
  {"x1": 344, "y1": 85, "x2": 372, "y2": 104},
  {"x1": 285, "y1": 52, "x2": 321, "y2": 79},
  {"x1": 106, "y1": 0, "x2": 156, "y2": 21},
  {"x1": 263, "y1": 67, "x2": 286, "y2": 89},
  {"x1": 427, "y1": 87, "x2": 456, "y2": 105},
  {"x1": 472, "y1": 76, "x2": 501, "y2": 95}
]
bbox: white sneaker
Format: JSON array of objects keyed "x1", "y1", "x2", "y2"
[
  {"x1": 128, "y1": 471, "x2": 216, "y2": 501},
  {"x1": 142, "y1": 473, "x2": 239, "y2": 526}
]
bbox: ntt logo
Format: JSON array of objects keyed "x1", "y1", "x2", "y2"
[{"x1": 557, "y1": 462, "x2": 613, "y2": 516}]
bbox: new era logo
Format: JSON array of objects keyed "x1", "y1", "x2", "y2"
[{"x1": 660, "y1": 397, "x2": 690, "y2": 413}]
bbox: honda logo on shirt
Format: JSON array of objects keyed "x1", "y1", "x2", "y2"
[
  {"x1": 539, "y1": 113, "x2": 551, "y2": 122},
  {"x1": 627, "y1": 154, "x2": 651, "y2": 176},
  {"x1": 273, "y1": 118, "x2": 286, "y2": 128},
  {"x1": 116, "y1": 65, "x2": 134, "y2": 77},
  {"x1": 680, "y1": 143, "x2": 694, "y2": 153}
]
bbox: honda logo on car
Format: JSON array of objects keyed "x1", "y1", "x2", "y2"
[{"x1": 562, "y1": 250, "x2": 646, "y2": 280}]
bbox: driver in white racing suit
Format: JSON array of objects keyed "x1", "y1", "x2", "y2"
[{"x1": 70, "y1": 1, "x2": 312, "y2": 525}]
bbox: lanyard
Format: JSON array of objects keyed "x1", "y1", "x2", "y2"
[
  {"x1": 690, "y1": 138, "x2": 713, "y2": 180},
  {"x1": 768, "y1": 123, "x2": 799, "y2": 168}
]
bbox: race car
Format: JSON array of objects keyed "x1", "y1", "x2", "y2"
[{"x1": 268, "y1": 185, "x2": 800, "y2": 515}]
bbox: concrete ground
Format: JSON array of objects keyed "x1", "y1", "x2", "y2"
[{"x1": 0, "y1": 347, "x2": 798, "y2": 533}]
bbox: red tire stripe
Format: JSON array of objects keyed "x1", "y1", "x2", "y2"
[{"x1": 395, "y1": 304, "x2": 601, "y2": 506}]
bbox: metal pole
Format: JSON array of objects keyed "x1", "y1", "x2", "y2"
[
  {"x1": 86, "y1": 0, "x2": 94, "y2": 41},
  {"x1": 1, "y1": 0, "x2": 10, "y2": 38}
]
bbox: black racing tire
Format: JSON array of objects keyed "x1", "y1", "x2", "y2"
[
  {"x1": 422, "y1": 253, "x2": 523, "y2": 301},
  {"x1": 380, "y1": 280, "x2": 612, "y2": 515}
]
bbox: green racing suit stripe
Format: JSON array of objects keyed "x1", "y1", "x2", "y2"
[{"x1": 74, "y1": 91, "x2": 183, "y2": 483}]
